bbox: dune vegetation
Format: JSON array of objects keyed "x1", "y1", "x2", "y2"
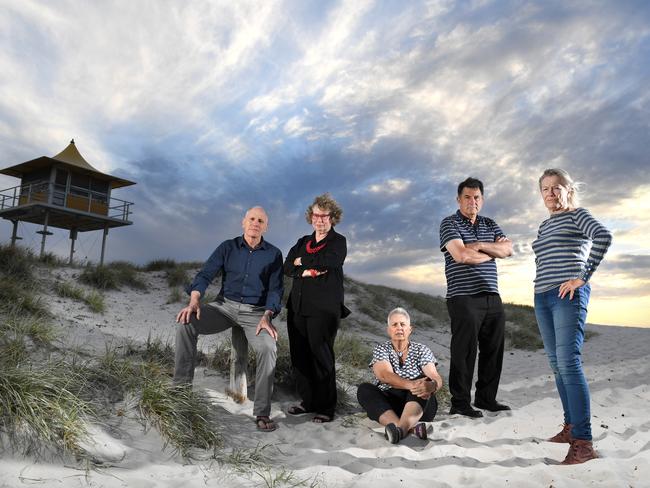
[{"x1": 1, "y1": 245, "x2": 551, "y2": 473}]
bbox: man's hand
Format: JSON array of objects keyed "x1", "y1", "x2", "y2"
[
  {"x1": 293, "y1": 257, "x2": 302, "y2": 266},
  {"x1": 409, "y1": 378, "x2": 437, "y2": 399},
  {"x1": 256, "y1": 312, "x2": 278, "y2": 341},
  {"x1": 558, "y1": 278, "x2": 586, "y2": 300},
  {"x1": 301, "y1": 269, "x2": 328, "y2": 278},
  {"x1": 176, "y1": 291, "x2": 201, "y2": 324},
  {"x1": 465, "y1": 236, "x2": 511, "y2": 258}
]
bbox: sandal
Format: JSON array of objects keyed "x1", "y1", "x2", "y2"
[
  {"x1": 255, "y1": 416, "x2": 277, "y2": 432},
  {"x1": 312, "y1": 414, "x2": 333, "y2": 423},
  {"x1": 287, "y1": 404, "x2": 310, "y2": 416},
  {"x1": 412, "y1": 422, "x2": 428, "y2": 440}
]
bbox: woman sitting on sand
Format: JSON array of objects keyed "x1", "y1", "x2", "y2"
[{"x1": 357, "y1": 307, "x2": 443, "y2": 444}]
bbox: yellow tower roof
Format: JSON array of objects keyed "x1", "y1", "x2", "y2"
[
  {"x1": 0, "y1": 139, "x2": 135, "y2": 188},
  {"x1": 51, "y1": 139, "x2": 101, "y2": 172}
]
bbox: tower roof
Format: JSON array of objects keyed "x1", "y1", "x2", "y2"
[
  {"x1": 0, "y1": 140, "x2": 136, "y2": 189},
  {"x1": 51, "y1": 139, "x2": 101, "y2": 171}
]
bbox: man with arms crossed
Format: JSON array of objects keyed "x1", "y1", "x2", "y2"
[
  {"x1": 174, "y1": 206, "x2": 283, "y2": 432},
  {"x1": 440, "y1": 178, "x2": 513, "y2": 418}
]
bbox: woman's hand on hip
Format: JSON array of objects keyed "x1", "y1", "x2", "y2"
[{"x1": 558, "y1": 278, "x2": 586, "y2": 300}]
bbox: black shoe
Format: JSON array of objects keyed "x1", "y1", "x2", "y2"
[
  {"x1": 384, "y1": 423, "x2": 403, "y2": 444},
  {"x1": 474, "y1": 401, "x2": 511, "y2": 412},
  {"x1": 449, "y1": 406, "x2": 483, "y2": 418}
]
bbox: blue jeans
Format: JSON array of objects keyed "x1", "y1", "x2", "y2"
[{"x1": 534, "y1": 283, "x2": 591, "y2": 440}]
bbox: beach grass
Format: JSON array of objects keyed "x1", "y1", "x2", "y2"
[
  {"x1": 79, "y1": 262, "x2": 146, "y2": 290},
  {"x1": 0, "y1": 363, "x2": 94, "y2": 457},
  {"x1": 138, "y1": 380, "x2": 222, "y2": 457},
  {"x1": 0, "y1": 279, "x2": 48, "y2": 317},
  {"x1": 503, "y1": 302, "x2": 544, "y2": 350},
  {"x1": 334, "y1": 333, "x2": 372, "y2": 369},
  {"x1": 144, "y1": 259, "x2": 177, "y2": 271},
  {"x1": 38, "y1": 251, "x2": 67, "y2": 267},
  {"x1": 0, "y1": 244, "x2": 38, "y2": 282},
  {"x1": 84, "y1": 290, "x2": 106, "y2": 313},
  {"x1": 54, "y1": 281, "x2": 106, "y2": 313},
  {"x1": 166, "y1": 288, "x2": 185, "y2": 304},
  {"x1": 165, "y1": 266, "x2": 189, "y2": 288}
]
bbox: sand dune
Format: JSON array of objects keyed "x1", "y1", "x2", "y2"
[{"x1": 1, "y1": 269, "x2": 649, "y2": 487}]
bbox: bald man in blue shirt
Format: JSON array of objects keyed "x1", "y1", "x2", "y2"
[{"x1": 174, "y1": 206, "x2": 284, "y2": 432}]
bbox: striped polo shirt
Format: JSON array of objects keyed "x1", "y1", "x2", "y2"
[
  {"x1": 440, "y1": 210, "x2": 506, "y2": 298},
  {"x1": 532, "y1": 207, "x2": 612, "y2": 293}
]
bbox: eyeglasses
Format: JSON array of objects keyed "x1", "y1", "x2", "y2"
[{"x1": 311, "y1": 213, "x2": 331, "y2": 221}]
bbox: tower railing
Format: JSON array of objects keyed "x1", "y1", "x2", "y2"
[{"x1": 0, "y1": 182, "x2": 133, "y2": 221}]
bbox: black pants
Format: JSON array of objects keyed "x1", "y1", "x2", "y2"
[
  {"x1": 287, "y1": 309, "x2": 339, "y2": 418},
  {"x1": 447, "y1": 293, "x2": 505, "y2": 408},
  {"x1": 357, "y1": 382, "x2": 438, "y2": 422}
]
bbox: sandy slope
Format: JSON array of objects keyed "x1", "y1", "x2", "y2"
[{"x1": 1, "y1": 269, "x2": 648, "y2": 487}]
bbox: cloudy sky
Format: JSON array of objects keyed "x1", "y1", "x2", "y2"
[{"x1": 1, "y1": 0, "x2": 648, "y2": 326}]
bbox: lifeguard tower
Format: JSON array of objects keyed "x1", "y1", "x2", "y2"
[{"x1": 0, "y1": 140, "x2": 135, "y2": 264}]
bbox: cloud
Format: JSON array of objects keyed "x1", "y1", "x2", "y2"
[{"x1": 1, "y1": 1, "x2": 649, "y2": 325}]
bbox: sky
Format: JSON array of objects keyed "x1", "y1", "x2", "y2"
[{"x1": 0, "y1": 0, "x2": 648, "y2": 326}]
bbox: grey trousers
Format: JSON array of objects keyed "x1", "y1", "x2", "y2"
[{"x1": 173, "y1": 297, "x2": 277, "y2": 417}]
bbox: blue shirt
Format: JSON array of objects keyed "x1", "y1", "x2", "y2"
[
  {"x1": 440, "y1": 210, "x2": 505, "y2": 298},
  {"x1": 532, "y1": 208, "x2": 612, "y2": 293},
  {"x1": 188, "y1": 236, "x2": 284, "y2": 314}
]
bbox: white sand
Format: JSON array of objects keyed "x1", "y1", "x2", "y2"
[{"x1": 1, "y1": 269, "x2": 649, "y2": 487}]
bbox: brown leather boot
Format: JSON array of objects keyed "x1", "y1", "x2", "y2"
[
  {"x1": 561, "y1": 439, "x2": 598, "y2": 465},
  {"x1": 548, "y1": 423, "x2": 573, "y2": 443}
]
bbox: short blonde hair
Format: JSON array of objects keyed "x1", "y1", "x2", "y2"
[
  {"x1": 387, "y1": 307, "x2": 411, "y2": 325},
  {"x1": 305, "y1": 193, "x2": 343, "y2": 226},
  {"x1": 539, "y1": 168, "x2": 581, "y2": 208}
]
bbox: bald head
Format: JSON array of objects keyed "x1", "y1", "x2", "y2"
[
  {"x1": 245, "y1": 206, "x2": 268, "y2": 222},
  {"x1": 242, "y1": 206, "x2": 268, "y2": 247}
]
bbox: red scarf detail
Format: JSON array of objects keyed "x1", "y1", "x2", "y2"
[{"x1": 306, "y1": 239, "x2": 327, "y2": 254}]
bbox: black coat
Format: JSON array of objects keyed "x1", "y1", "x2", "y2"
[{"x1": 284, "y1": 228, "x2": 350, "y2": 318}]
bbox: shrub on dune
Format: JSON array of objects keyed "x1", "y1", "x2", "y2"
[
  {"x1": 165, "y1": 267, "x2": 189, "y2": 288},
  {"x1": 79, "y1": 266, "x2": 119, "y2": 290},
  {"x1": 334, "y1": 333, "x2": 372, "y2": 369},
  {"x1": 166, "y1": 288, "x2": 184, "y2": 304},
  {"x1": 0, "y1": 244, "x2": 36, "y2": 283},
  {"x1": 54, "y1": 281, "x2": 106, "y2": 314},
  {"x1": 0, "y1": 363, "x2": 94, "y2": 457},
  {"x1": 53, "y1": 281, "x2": 85, "y2": 300},
  {"x1": 84, "y1": 290, "x2": 106, "y2": 313},
  {"x1": 138, "y1": 380, "x2": 222, "y2": 458},
  {"x1": 1, "y1": 313, "x2": 56, "y2": 347},
  {"x1": 38, "y1": 251, "x2": 66, "y2": 267},
  {"x1": 0, "y1": 280, "x2": 48, "y2": 317},
  {"x1": 79, "y1": 263, "x2": 146, "y2": 290},
  {"x1": 143, "y1": 259, "x2": 177, "y2": 271}
]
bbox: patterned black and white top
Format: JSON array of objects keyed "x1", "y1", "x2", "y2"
[
  {"x1": 532, "y1": 207, "x2": 612, "y2": 293},
  {"x1": 369, "y1": 341, "x2": 437, "y2": 391},
  {"x1": 440, "y1": 210, "x2": 506, "y2": 298}
]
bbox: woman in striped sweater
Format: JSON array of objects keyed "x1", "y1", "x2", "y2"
[{"x1": 533, "y1": 168, "x2": 612, "y2": 465}]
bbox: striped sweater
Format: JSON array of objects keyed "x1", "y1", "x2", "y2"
[{"x1": 532, "y1": 207, "x2": 612, "y2": 293}]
